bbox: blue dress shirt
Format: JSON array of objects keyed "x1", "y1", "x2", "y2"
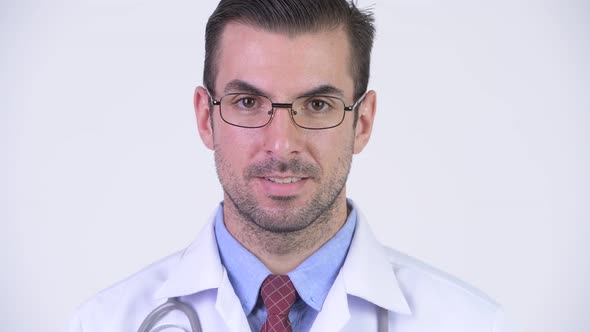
[{"x1": 214, "y1": 202, "x2": 357, "y2": 332}]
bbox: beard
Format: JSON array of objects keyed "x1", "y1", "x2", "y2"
[{"x1": 214, "y1": 146, "x2": 353, "y2": 233}]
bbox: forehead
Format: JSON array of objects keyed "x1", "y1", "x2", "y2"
[{"x1": 214, "y1": 22, "x2": 354, "y2": 99}]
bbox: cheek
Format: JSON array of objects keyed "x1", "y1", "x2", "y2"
[
  {"x1": 307, "y1": 130, "x2": 354, "y2": 163},
  {"x1": 213, "y1": 126, "x2": 260, "y2": 162}
]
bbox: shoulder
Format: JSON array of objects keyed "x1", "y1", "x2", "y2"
[
  {"x1": 68, "y1": 214, "x2": 222, "y2": 331},
  {"x1": 385, "y1": 245, "x2": 498, "y2": 306},
  {"x1": 350, "y1": 203, "x2": 506, "y2": 329},
  {"x1": 383, "y1": 245, "x2": 508, "y2": 330},
  {"x1": 67, "y1": 250, "x2": 184, "y2": 332}
]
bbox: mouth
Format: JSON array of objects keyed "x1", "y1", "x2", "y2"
[
  {"x1": 257, "y1": 176, "x2": 309, "y2": 197},
  {"x1": 264, "y1": 177, "x2": 303, "y2": 184}
]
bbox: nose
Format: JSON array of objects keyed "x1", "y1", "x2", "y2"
[{"x1": 263, "y1": 106, "x2": 303, "y2": 158}]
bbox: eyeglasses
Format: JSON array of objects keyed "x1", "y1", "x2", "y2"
[{"x1": 209, "y1": 92, "x2": 367, "y2": 130}]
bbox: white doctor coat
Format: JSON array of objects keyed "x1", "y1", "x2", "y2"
[{"x1": 68, "y1": 205, "x2": 510, "y2": 331}]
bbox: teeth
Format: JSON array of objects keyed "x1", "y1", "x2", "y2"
[{"x1": 265, "y1": 177, "x2": 302, "y2": 184}]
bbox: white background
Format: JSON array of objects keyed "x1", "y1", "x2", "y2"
[{"x1": 1, "y1": 0, "x2": 588, "y2": 331}]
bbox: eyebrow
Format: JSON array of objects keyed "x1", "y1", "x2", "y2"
[
  {"x1": 301, "y1": 85, "x2": 345, "y2": 98},
  {"x1": 222, "y1": 79, "x2": 346, "y2": 99},
  {"x1": 223, "y1": 80, "x2": 266, "y2": 95}
]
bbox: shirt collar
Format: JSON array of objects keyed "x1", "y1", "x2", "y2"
[
  {"x1": 214, "y1": 204, "x2": 270, "y2": 314},
  {"x1": 287, "y1": 205, "x2": 356, "y2": 311},
  {"x1": 215, "y1": 202, "x2": 357, "y2": 314}
]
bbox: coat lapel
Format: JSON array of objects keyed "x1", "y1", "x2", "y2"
[
  {"x1": 154, "y1": 208, "x2": 251, "y2": 332},
  {"x1": 216, "y1": 269, "x2": 252, "y2": 332},
  {"x1": 311, "y1": 203, "x2": 412, "y2": 331},
  {"x1": 341, "y1": 207, "x2": 412, "y2": 315}
]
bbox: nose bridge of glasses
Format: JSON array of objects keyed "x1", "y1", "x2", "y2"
[
  {"x1": 268, "y1": 102, "x2": 296, "y2": 127},
  {"x1": 271, "y1": 102, "x2": 293, "y2": 109}
]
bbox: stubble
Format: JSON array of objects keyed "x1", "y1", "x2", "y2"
[{"x1": 214, "y1": 141, "x2": 354, "y2": 255}]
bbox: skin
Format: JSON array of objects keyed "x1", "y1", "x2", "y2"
[{"x1": 194, "y1": 22, "x2": 377, "y2": 274}]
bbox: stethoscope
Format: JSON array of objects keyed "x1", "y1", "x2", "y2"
[
  {"x1": 138, "y1": 297, "x2": 390, "y2": 332},
  {"x1": 138, "y1": 297, "x2": 202, "y2": 332}
]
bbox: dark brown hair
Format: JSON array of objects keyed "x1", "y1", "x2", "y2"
[{"x1": 203, "y1": 0, "x2": 375, "y2": 103}]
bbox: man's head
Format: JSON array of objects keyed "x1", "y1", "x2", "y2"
[
  {"x1": 194, "y1": 0, "x2": 377, "y2": 236},
  {"x1": 203, "y1": 0, "x2": 375, "y2": 103}
]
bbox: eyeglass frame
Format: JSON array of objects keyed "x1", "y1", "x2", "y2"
[{"x1": 206, "y1": 89, "x2": 368, "y2": 130}]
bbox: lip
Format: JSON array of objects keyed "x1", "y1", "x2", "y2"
[{"x1": 257, "y1": 176, "x2": 309, "y2": 197}]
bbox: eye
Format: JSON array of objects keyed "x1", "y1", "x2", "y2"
[
  {"x1": 239, "y1": 97, "x2": 257, "y2": 108},
  {"x1": 310, "y1": 100, "x2": 327, "y2": 111},
  {"x1": 305, "y1": 97, "x2": 334, "y2": 113}
]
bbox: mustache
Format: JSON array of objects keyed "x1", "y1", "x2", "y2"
[{"x1": 245, "y1": 157, "x2": 320, "y2": 178}]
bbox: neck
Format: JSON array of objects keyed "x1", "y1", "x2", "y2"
[{"x1": 223, "y1": 194, "x2": 349, "y2": 275}]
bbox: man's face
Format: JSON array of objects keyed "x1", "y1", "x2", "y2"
[{"x1": 196, "y1": 22, "x2": 374, "y2": 233}]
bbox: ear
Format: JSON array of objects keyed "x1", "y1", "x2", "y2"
[
  {"x1": 353, "y1": 90, "x2": 377, "y2": 154},
  {"x1": 194, "y1": 86, "x2": 215, "y2": 150}
]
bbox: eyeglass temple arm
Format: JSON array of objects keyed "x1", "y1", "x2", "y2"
[
  {"x1": 344, "y1": 91, "x2": 369, "y2": 111},
  {"x1": 204, "y1": 88, "x2": 221, "y2": 105}
]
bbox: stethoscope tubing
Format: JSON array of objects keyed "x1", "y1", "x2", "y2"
[{"x1": 137, "y1": 297, "x2": 202, "y2": 332}]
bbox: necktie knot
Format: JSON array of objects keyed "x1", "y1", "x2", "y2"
[{"x1": 260, "y1": 275, "x2": 297, "y2": 332}]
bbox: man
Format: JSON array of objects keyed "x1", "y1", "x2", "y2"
[{"x1": 69, "y1": 0, "x2": 509, "y2": 331}]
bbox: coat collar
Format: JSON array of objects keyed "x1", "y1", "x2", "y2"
[
  {"x1": 154, "y1": 207, "x2": 251, "y2": 330},
  {"x1": 154, "y1": 209, "x2": 224, "y2": 300},
  {"x1": 155, "y1": 202, "x2": 412, "y2": 317},
  {"x1": 341, "y1": 202, "x2": 412, "y2": 315}
]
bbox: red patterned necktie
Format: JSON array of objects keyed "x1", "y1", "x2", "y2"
[{"x1": 260, "y1": 275, "x2": 297, "y2": 332}]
